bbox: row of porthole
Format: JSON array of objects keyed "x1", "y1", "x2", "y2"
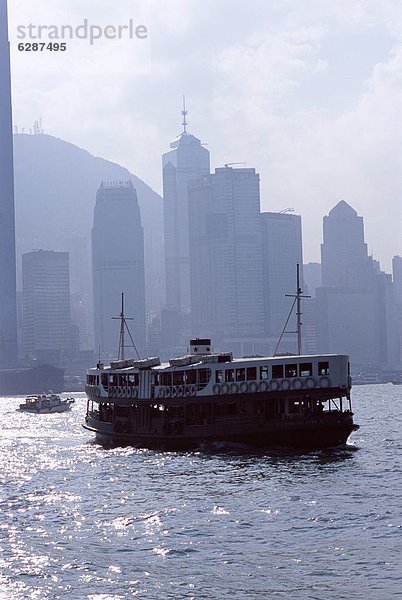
[
  {"x1": 157, "y1": 384, "x2": 198, "y2": 399},
  {"x1": 89, "y1": 377, "x2": 332, "y2": 400},
  {"x1": 154, "y1": 376, "x2": 331, "y2": 399},
  {"x1": 109, "y1": 386, "x2": 138, "y2": 398},
  {"x1": 213, "y1": 376, "x2": 331, "y2": 395},
  {"x1": 85, "y1": 384, "x2": 100, "y2": 397}
]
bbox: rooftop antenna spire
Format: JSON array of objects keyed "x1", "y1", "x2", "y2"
[{"x1": 181, "y1": 94, "x2": 188, "y2": 134}]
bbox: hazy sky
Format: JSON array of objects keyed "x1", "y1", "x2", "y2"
[{"x1": 9, "y1": 0, "x2": 402, "y2": 271}]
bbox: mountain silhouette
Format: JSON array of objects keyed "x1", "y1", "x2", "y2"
[{"x1": 13, "y1": 133, "x2": 164, "y2": 313}]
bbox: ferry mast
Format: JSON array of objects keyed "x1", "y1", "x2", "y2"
[
  {"x1": 274, "y1": 263, "x2": 311, "y2": 356},
  {"x1": 112, "y1": 292, "x2": 140, "y2": 360}
]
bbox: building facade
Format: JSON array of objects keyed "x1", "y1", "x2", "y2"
[
  {"x1": 189, "y1": 166, "x2": 264, "y2": 354},
  {"x1": 392, "y1": 255, "x2": 402, "y2": 366},
  {"x1": 0, "y1": 0, "x2": 17, "y2": 367},
  {"x1": 64, "y1": 234, "x2": 93, "y2": 351},
  {"x1": 261, "y1": 212, "x2": 304, "y2": 353},
  {"x1": 92, "y1": 181, "x2": 146, "y2": 359},
  {"x1": 162, "y1": 125, "x2": 210, "y2": 318},
  {"x1": 317, "y1": 200, "x2": 398, "y2": 369},
  {"x1": 22, "y1": 250, "x2": 72, "y2": 364}
]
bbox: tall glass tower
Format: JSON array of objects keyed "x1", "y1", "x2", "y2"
[
  {"x1": 0, "y1": 0, "x2": 18, "y2": 367},
  {"x1": 188, "y1": 166, "x2": 264, "y2": 347},
  {"x1": 92, "y1": 181, "x2": 146, "y2": 359},
  {"x1": 162, "y1": 101, "x2": 210, "y2": 316}
]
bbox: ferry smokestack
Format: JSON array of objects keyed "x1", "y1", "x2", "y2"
[{"x1": 189, "y1": 338, "x2": 212, "y2": 355}]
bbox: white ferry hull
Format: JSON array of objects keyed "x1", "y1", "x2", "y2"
[{"x1": 19, "y1": 404, "x2": 72, "y2": 414}]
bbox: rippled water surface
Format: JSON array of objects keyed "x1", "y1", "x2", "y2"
[{"x1": 0, "y1": 385, "x2": 401, "y2": 599}]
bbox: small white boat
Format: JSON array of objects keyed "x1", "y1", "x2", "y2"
[{"x1": 18, "y1": 392, "x2": 75, "y2": 414}]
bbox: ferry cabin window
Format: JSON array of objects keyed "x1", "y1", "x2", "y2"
[
  {"x1": 99, "y1": 403, "x2": 113, "y2": 422},
  {"x1": 247, "y1": 367, "x2": 257, "y2": 380},
  {"x1": 285, "y1": 364, "x2": 297, "y2": 378},
  {"x1": 165, "y1": 405, "x2": 184, "y2": 418},
  {"x1": 115, "y1": 405, "x2": 129, "y2": 418},
  {"x1": 299, "y1": 363, "x2": 312, "y2": 377},
  {"x1": 185, "y1": 370, "x2": 196, "y2": 385},
  {"x1": 272, "y1": 365, "x2": 284, "y2": 379},
  {"x1": 186, "y1": 403, "x2": 211, "y2": 425},
  {"x1": 173, "y1": 371, "x2": 184, "y2": 385},
  {"x1": 153, "y1": 373, "x2": 160, "y2": 386},
  {"x1": 215, "y1": 370, "x2": 223, "y2": 383},
  {"x1": 260, "y1": 366, "x2": 269, "y2": 380},
  {"x1": 101, "y1": 373, "x2": 108, "y2": 387},
  {"x1": 128, "y1": 374, "x2": 139, "y2": 386},
  {"x1": 118, "y1": 374, "x2": 128, "y2": 386},
  {"x1": 214, "y1": 403, "x2": 237, "y2": 418},
  {"x1": 161, "y1": 372, "x2": 172, "y2": 386},
  {"x1": 198, "y1": 369, "x2": 211, "y2": 389},
  {"x1": 236, "y1": 368, "x2": 246, "y2": 382},
  {"x1": 225, "y1": 369, "x2": 235, "y2": 383},
  {"x1": 318, "y1": 361, "x2": 330, "y2": 376},
  {"x1": 109, "y1": 374, "x2": 116, "y2": 385},
  {"x1": 289, "y1": 400, "x2": 305, "y2": 414}
]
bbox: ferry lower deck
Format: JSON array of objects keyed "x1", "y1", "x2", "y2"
[{"x1": 83, "y1": 387, "x2": 358, "y2": 450}]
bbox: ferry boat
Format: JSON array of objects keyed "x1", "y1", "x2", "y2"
[
  {"x1": 83, "y1": 277, "x2": 359, "y2": 450},
  {"x1": 83, "y1": 336, "x2": 358, "y2": 450}
]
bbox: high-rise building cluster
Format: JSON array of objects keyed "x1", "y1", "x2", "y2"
[
  {"x1": 0, "y1": 0, "x2": 400, "y2": 378},
  {"x1": 159, "y1": 111, "x2": 401, "y2": 371},
  {"x1": 160, "y1": 115, "x2": 306, "y2": 358}
]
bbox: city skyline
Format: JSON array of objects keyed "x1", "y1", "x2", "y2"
[
  {"x1": 7, "y1": 119, "x2": 402, "y2": 368},
  {"x1": 8, "y1": 0, "x2": 402, "y2": 271},
  {"x1": 1, "y1": 0, "x2": 401, "y2": 371}
]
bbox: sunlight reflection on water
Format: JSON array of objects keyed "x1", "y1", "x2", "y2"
[{"x1": 0, "y1": 387, "x2": 401, "y2": 599}]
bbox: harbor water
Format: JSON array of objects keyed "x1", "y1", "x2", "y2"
[{"x1": 0, "y1": 385, "x2": 401, "y2": 599}]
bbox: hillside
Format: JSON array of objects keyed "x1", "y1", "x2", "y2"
[{"x1": 13, "y1": 133, "x2": 164, "y2": 313}]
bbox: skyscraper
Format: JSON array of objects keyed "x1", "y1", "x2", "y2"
[
  {"x1": 22, "y1": 250, "x2": 72, "y2": 365},
  {"x1": 393, "y1": 256, "x2": 402, "y2": 305},
  {"x1": 162, "y1": 102, "x2": 210, "y2": 319},
  {"x1": 261, "y1": 212, "x2": 304, "y2": 349},
  {"x1": 189, "y1": 166, "x2": 264, "y2": 354},
  {"x1": 392, "y1": 256, "x2": 402, "y2": 366},
  {"x1": 317, "y1": 200, "x2": 397, "y2": 368},
  {"x1": 0, "y1": 0, "x2": 18, "y2": 367},
  {"x1": 321, "y1": 200, "x2": 373, "y2": 288},
  {"x1": 302, "y1": 262, "x2": 322, "y2": 355},
  {"x1": 92, "y1": 181, "x2": 146, "y2": 358},
  {"x1": 64, "y1": 234, "x2": 93, "y2": 351}
]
